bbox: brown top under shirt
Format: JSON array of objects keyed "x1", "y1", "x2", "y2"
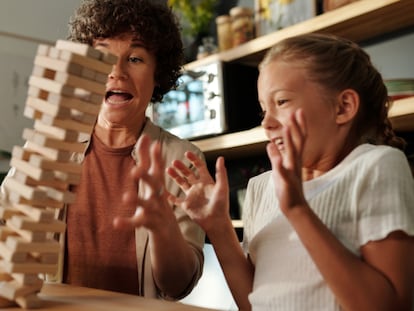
[{"x1": 63, "y1": 133, "x2": 139, "y2": 295}]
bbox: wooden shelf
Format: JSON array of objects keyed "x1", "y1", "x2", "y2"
[
  {"x1": 389, "y1": 97, "x2": 414, "y2": 131},
  {"x1": 190, "y1": 0, "x2": 414, "y2": 159},
  {"x1": 185, "y1": 0, "x2": 414, "y2": 69},
  {"x1": 192, "y1": 126, "x2": 267, "y2": 160}
]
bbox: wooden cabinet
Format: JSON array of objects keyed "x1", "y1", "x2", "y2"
[{"x1": 186, "y1": 0, "x2": 414, "y2": 160}]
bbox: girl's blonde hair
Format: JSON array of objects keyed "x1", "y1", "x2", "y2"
[{"x1": 260, "y1": 33, "x2": 405, "y2": 150}]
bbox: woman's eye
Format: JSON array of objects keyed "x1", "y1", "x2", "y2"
[
  {"x1": 260, "y1": 111, "x2": 266, "y2": 118},
  {"x1": 129, "y1": 57, "x2": 143, "y2": 63}
]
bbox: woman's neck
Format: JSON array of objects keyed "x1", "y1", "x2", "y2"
[{"x1": 94, "y1": 117, "x2": 146, "y2": 148}]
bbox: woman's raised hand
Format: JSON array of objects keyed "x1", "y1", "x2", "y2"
[{"x1": 113, "y1": 134, "x2": 176, "y2": 232}]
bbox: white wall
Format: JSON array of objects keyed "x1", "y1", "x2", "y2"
[
  {"x1": 0, "y1": 1, "x2": 81, "y2": 152},
  {"x1": 362, "y1": 30, "x2": 414, "y2": 80}
]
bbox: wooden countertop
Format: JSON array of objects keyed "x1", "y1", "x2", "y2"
[{"x1": 1, "y1": 283, "x2": 219, "y2": 311}]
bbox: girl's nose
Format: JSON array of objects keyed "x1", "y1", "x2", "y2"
[{"x1": 261, "y1": 110, "x2": 280, "y2": 130}]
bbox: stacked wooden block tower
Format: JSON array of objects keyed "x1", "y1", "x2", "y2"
[{"x1": 0, "y1": 40, "x2": 115, "y2": 308}]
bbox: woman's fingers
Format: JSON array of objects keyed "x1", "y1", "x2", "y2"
[
  {"x1": 114, "y1": 135, "x2": 170, "y2": 231},
  {"x1": 134, "y1": 134, "x2": 151, "y2": 172},
  {"x1": 113, "y1": 207, "x2": 145, "y2": 230}
]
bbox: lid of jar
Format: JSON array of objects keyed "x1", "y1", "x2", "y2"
[
  {"x1": 229, "y1": 6, "x2": 253, "y2": 17},
  {"x1": 216, "y1": 15, "x2": 231, "y2": 24}
]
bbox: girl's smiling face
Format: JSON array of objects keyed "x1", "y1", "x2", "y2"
[
  {"x1": 94, "y1": 33, "x2": 156, "y2": 129},
  {"x1": 258, "y1": 59, "x2": 343, "y2": 170}
]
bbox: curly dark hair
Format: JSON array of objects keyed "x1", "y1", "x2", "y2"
[
  {"x1": 260, "y1": 33, "x2": 406, "y2": 151},
  {"x1": 68, "y1": 0, "x2": 184, "y2": 103}
]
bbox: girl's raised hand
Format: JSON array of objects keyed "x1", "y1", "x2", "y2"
[
  {"x1": 167, "y1": 153, "x2": 230, "y2": 233},
  {"x1": 266, "y1": 109, "x2": 307, "y2": 214}
]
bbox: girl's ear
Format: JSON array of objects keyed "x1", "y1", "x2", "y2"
[{"x1": 335, "y1": 89, "x2": 360, "y2": 125}]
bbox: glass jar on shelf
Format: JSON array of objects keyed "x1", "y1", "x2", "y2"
[
  {"x1": 215, "y1": 15, "x2": 233, "y2": 52},
  {"x1": 230, "y1": 6, "x2": 255, "y2": 47}
]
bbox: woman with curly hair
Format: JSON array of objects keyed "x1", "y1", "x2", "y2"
[{"x1": 51, "y1": 0, "x2": 205, "y2": 299}]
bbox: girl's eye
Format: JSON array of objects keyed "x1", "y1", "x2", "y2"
[
  {"x1": 260, "y1": 111, "x2": 266, "y2": 119},
  {"x1": 129, "y1": 57, "x2": 143, "y2": 63},
  {"x1": 277, "y1": 99, "x2": 288, "y2": 106}
]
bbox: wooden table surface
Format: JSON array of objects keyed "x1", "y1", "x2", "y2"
[{"x1": 1, "y1": 283, "x2": 220, "y2": 311}]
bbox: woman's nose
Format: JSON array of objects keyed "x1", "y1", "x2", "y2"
[{"x1": 108, "y1": 61, "x2": 127, "y2": 80}]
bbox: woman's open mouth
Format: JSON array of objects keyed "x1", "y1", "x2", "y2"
[{"x1": 105, "y1": 90, "x2": 133, "y2": 105}]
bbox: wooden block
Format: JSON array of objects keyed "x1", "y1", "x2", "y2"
[
  {"x1": 12, "y1": 273, "x2": 43, "y2": 286},
  {"x1": 0, "y1": 279, "x2": 43, "y2": 300},
  {"x1": 34, "y1": 55, "x2": 83, "y2": 76},
  {"x1": 34, "y1": 120, "x2": 79, "y2": 142},
  {"x1": 63, "y1": 88, "x2": 103, "y2": 105},
  {"x1": 72, "y1": 88, "x2": 93, "y2": 103},
  {"x1": 87, "y1": 92, "x2": 104, "y2": 105},
  {"x1": 58, "y1": 49, "x2": 113, "y2": 74},
  {"x1": 77, "y1": 132, "x2": 92, "y2": 143},
  {"x1": 47, "y1": 46, "x2": 62, "y2": 59},
  {"x1": 95, "y1": 71, "x2": 108, "y2": 83},
  {"x1": 29, "y1": 154, "x2": 82, "y2": 175},
  {"x1": 27, "y1": 85, "x2": 48, "y2": 100},
  {"x1": 10, "y1": 157, "x2": 54, "y2": 181},
  {"x1": 28, "y1": 75, "x2": 74, "y2": 97},
  {"x1": 32, "y1": 65, "x2": 56, "y2": 80},
  {"x1": 100, "y1": 51, "x2": 118, "y2": 65},
  {"x1": 8, "y1": 215, "x2": 66, "y2": 233},
  {"x1": 30, "y1": 252, "x2": 59, "y2": 265},
  {"x1": 6, "y1": 221, "x2": 47, "y2": 242},
  {"x1": 81, "y1": 67, "x2": 96, "y2": 80},
  {"x1": 41, "y1": 114, "x2": 95, "y2": 134},
  {"x1": 54, "y1": 171, "x2": 82, "y2": 185},
  {"x1": 14, "y1": 170, "x2": 69, "y2": 192},
  {"x1": 15, "y1": 293, "x2": 43, "y2": 309},
  {"x1": 23, "y1": 105, "x2": 43, "y2": 121},
  {"x1": 11, "y1": 205, "x2": 55, "y2": 223},
  {"x1": 12, "y1": 142, "x2": 71, "y2": 167},
  {"x1": 36, "y1": 44, "x2": 51, "y2": 56},
  {"x1": 54, "y1": 71, "x2": 106, "y2": 95},
  {"x1": 25, "y1": 141, "x2": 72, "y2": 162},
  {"x1": 39, "y1": 186, "x2": 77, "y2": 204},
  {"x1": 55, "y1": 39, "x2": 101, "y2": 59},
  {"x1": 12, "y1": 145, "x2": 32, "y2": 161},
  {"x1": 0, "y1": 242, "x2": 28, "y2": 262},
  {"x1": 6, "y1": 236, "x2": 60, "y2": 254},
  {"x1": 1, "y1": 260, "x2": 57, "y2": 275},
  {"x1": 55, "y1": 40, "x2": 117, "y2": 65},
  {"x1": 25, "y1": 96, "x2": 71, "y2": 118},
  {"x1": 23, "y1": 128, "x2": 87, "y2": 153},
  {"x1": 71, "y1": 110, "x2": 97, "y2": 125},
  {"x1": 48, "y1": 93, "x2": 101, "y2": 115},
  {"x1": 0, "y1": 226, "x2": 18, "y2": 241},
  {"x1": 0, "y1": 206, "x2": 21, "y2": 221},
  {"x1": 3, "y1": 176, "x2": 48, "y2": 201},
  {"x1": 9, "y1": 194, "x2": 64, "y2": 210},
  {"x1": 0, "y1": 268, "x2": 13, "y2": 281}
]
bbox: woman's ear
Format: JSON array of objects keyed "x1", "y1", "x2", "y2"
[{"x1": 335, "y1": 89, "x2": 360, "y2": 125}]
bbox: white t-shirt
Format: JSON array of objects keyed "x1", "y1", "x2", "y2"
[{"x1": 242, "y1": 144, "x2": 414, "y2": 310}]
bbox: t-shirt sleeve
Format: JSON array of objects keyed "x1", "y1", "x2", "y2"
[{"x1": 357, "y1": 148, "x2": 414, "y2": 245}]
